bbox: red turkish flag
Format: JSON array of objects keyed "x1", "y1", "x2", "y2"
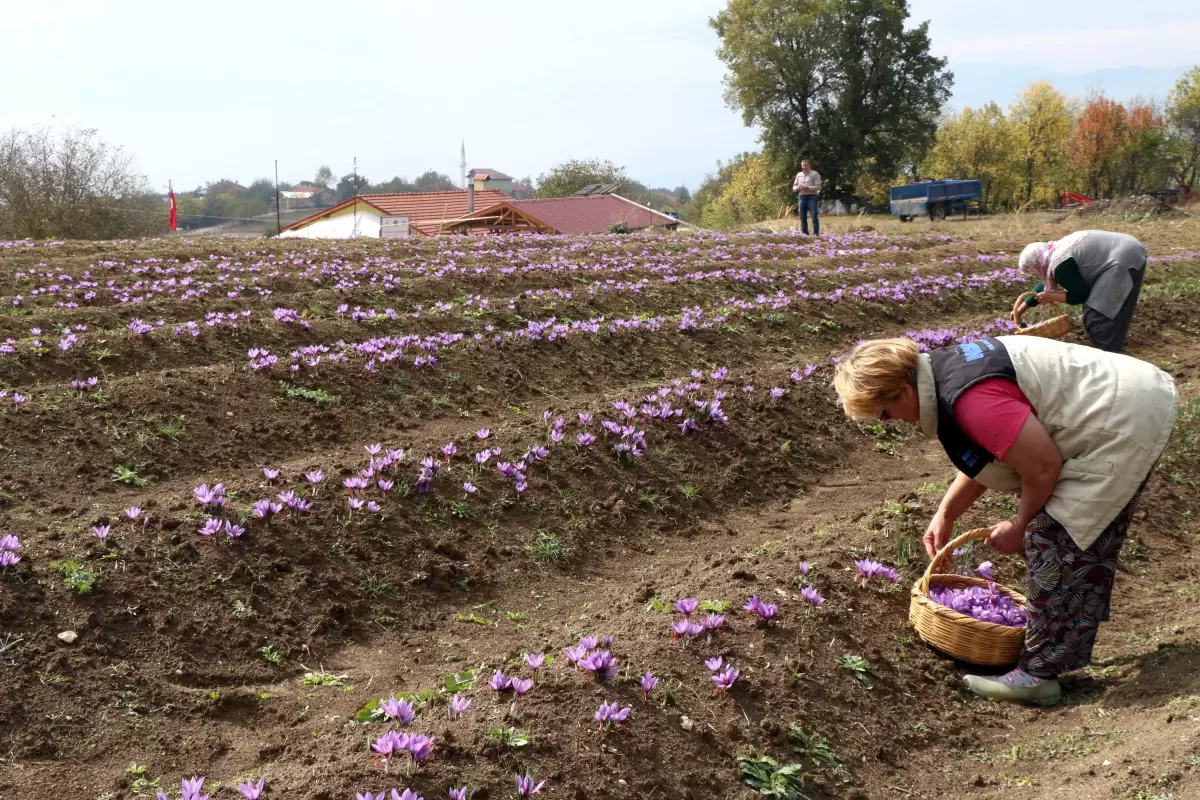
[{"x1": 168, "y1": 189, "x2": 178, "y2": 232}]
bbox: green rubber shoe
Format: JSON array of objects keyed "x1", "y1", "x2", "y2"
[{"x1": 962, "y1": 673, "x2": 1062, "y2": 706}]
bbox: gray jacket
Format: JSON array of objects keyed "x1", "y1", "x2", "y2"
[{"x1": 1050, "y1": 230, "x2": 1147, "y2": 319}]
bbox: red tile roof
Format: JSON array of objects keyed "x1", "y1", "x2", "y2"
[
  {"x1": 506, "y1": 195, "x2": 678, "y2": 234},
  {"x1": 280, "y1": 190, "x2": 510, "y2": 236}
]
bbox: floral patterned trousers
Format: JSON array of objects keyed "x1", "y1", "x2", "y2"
[{"x1": 1018, "y1": 488, "x2": 1143, "y2": 678}]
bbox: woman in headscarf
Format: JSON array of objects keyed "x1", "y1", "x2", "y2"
[
  {"x1": 833, "y1": 334, "x2": 1177, "y2": 705},
  {"x1": 1015, "y1": 230, "x2": 1148, "y2": 353}
]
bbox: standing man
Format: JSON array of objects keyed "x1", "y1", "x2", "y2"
[{"x1": 792, "y1": 159, "x2": 822, "y2": 236}]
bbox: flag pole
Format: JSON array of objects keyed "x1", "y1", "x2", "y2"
[{"x1": 274, "y1": 160, "x2": 281, "y2": 237}]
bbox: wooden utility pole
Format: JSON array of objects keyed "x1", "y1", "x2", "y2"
[{"x1": 274, "y1": 160, "x2": 282, "y2": 236}]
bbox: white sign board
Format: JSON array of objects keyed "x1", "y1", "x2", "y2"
[{"x1": 380, "y1": 215, "x2": 411, "y2": 238}]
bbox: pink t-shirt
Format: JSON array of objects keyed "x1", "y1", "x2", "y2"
[{"x1": 954, "y1": 378, "x2": 1034, "y2": 460}]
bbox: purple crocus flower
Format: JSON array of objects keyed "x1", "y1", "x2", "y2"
[
  {"x1": 380, "y1": 696, "x2": 415, "y2": 725},
  {"x1": 371, "y1": 730, "x2": 409, "y2": 772},
  {"x1": 705, "y1": 656, "x2": 724, "y2": 672},
  {"x1": 449, "y1": 693, "x2": 471, "y2": 717},
  {"x1": 449, "y1": 787, "x2": 468, "y2": 800},
  {"x1": 305, "y1": 470, "x2": 324, "y2": 484},
  {"x1": 489, "y1": 669, "x2": 511, "y2": 692},
  {"x1": 441, "y1": 442, "x2": 457, "y2": 460},
  {"x1": 364, "y1": 443, "x2": 383, "y2": 456},
  {"x1": 712, "y1": 666, "x2": 740, "y2": 692},
  {"x1": 236, "y1": 778, "x2": 265, "y2": 800},
  {"x1": 391, "y1": 790, "x2": 422, "y2": 800},
  {"x1": 0, "y1": 535, "x2": 19, "y2": 552},
  {"x1": 463, "y1": 482, "x2": 477, "y2": 496},
  {"x1": 406, "y1": 734, "x2": 435, "y2": 764},
  {"x1": 476, "y1": 428, "x2": 490, "y2": 440},
  {"x1": 366, "y1": 501, "x2": 383, "y2": 514},
  {"x1": 252, "y1": 499, "x2": 275, "y2": 520},
  {"x1": 199, "y1": 518, "x2": 222, "y2": 538},
  {"x1": 594, "y1": 700, "x2": 632, "y2": 729},
  {"x1": 277, "y1": 489, "x2": 299, "y2": 508},
  {"x1": 181, "y1": 777, "x2": 208, "y2": 800},
  {"x1": 580, "y1": 650, "x2": 617, "y2": 682},
  {"x1": 516, "y1": 773, "x2": 545, "y2": 797},
  {"x1": 770, "y1": 387, "x2": 785, "y2": 402},
  {"x1": 799, "y1": 561, "x2": 812, "y2": 577},
  {"x1": 348, "y1": 496, "x2": 365, "y2": 511},
  {"x1": 225, "y1": 521, "x2": 246, "y2": 539},
  {"x1": 576, "y1": 432, "x2": 596, "y2": 447},
  {"x1": 511, "y1": 677, "x2": 533, "y2": 697},
  {"x1": 640, "y1": 671, "x2": 658, "y2": 703},
  {"x1": 578, "y1": 635, "x2": 599, "y2": 650},
  {"x1": 578, "y1": 412, "x2": 593, "y2": 425},
  {"x1": 123, "y1": 506, "x2": 141, "y2": 520},
  {"x1": 524, "y1": 652, "x2": 545, "y2": 670},
  {"x1": 702, "y1": 613, "x2": 725, "y2": 631},
  {"x1": 801, "y1": 586, "x2": 825, "y2": 606},
  {"x1": 673, "y1": 598, "x2": 699, "y2": 616},
  {"x1": 564, "y1": 644, "x2": 588, "y2": 665},
  {"x1": 976, "y1": 561, "x2": 994, "y2": 580},
  {"x1": 0, "y1": 551, "x2": 20, "y2": 568},
  {"x1": 263, "y1": 467, "x2": 280, "y2": 483},
  {"x1": 91, "y1": 524, "x2": 110, "y2": 540},
  {"x1": 475, "y1": 449, "x2": 492, "y2": 465},
  {"x1": 377, "y1": 479, "x2": 395, "y2": 492}
]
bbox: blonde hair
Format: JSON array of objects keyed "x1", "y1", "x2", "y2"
[{"x1": 832, "y1": 338, "x2": 920, "y2": 419}]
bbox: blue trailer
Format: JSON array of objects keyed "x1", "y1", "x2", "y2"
[{"x1": 889, "y1": 179, "x2": 983, "y2": 222}]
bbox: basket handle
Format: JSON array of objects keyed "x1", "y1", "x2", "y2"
[
  {"x1": 1012, "y1": 291, "x2": 1064, "y2": 328},
  {"x1": 917, "y1": 527, "x2": 991, "y2": 595}
]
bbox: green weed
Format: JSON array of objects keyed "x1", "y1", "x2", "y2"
[
  {"x1": 736, "y1": 750, "x2": 812, "y2": 800},
  {"x1": 111, "y1": 465, "x2": 146, "y2": 487},
  {"x1": 258, "y1": 645, "x2": 284, "y2": 666},
  {"x1": 532, "y1": 531, "x2": 570, "y2": 566},
  {"x1": 51, "y1": 559, "x2": 98, "y2": 595},
  {"x1": 836, "y1": 654, "x2": 875, "y2": 689},
  {"x1": 279, "y1": 382, "x2": 338, "y2": 404}
]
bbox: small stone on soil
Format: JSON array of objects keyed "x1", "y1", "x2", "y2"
[{"x1": 57, "y1": 631, "x2": 78, "y2": 644}]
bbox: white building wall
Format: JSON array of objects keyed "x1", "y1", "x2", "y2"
[{"x1": 279, "y1": 204, "x2": 383, "y2": 238}]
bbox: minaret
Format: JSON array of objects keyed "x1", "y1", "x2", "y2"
[{"x1": 460, "y1": 140, "x2": 467, "y2": 189}]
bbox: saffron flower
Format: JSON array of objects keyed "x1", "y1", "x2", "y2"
[
  {"x1": 640, "y1": 671, "x2": 658, "y2": 703},
  {"x1": 305, "y1": 470, "x2": 324, "y2": 484},
  {"x1": 770, "y1": 387, "x2": 785, "y2": 402},
  {"x1": 580, "y1": 650, "x2": 617, "y2": 682},
  {"x1": 564, "y1": 644, "x2": 588, "y2": 665},
  {"x1": 407, "y1": 734, "x2": 435, "y2": 764},
  {"x1": 0, "y1": 535, "x2": 19, "y2": 552},
  {"x1": 516, "y1": 773, "x2": 545, "y2": 797},
  {"x1": 976, "y1": 561, "x2": 994, "y2": 580},
  {"x1": 92, "y1": 524, "x2": 110, "y2": 541},
  {"x1": 475, "y1": 450, "x2": 492, "y2": 465},
  {"x1": 0, "y1": 551, "x2": 20, "y2": 568},
  {"x1": 449, "y1": 787, "x2": 468, "y2": 800},
  {"x1": 348, "y1": 497, "x2": 366, "y2": 511},
  {"x1": 511, "y1": 677, "x2": 533, "y2": 697},
  {"x1": 576, "y1": 432, "x2": 596, "y2": 447},
  {"x1": 578, "y1": 635, "x2": 599, "y2": 651},
  {"x1": 744, "y1": 595, "x2": 779, "y2": 623},
  {"x1": 371, "y1": 730, "x2": 409, "y2": 772},
  {"x1": 199, "y1": 518, "x2": 222, "y2": 538},
  {"x1": 712, "y1": 666, "x2": 740, "y2": 692},
  {"x1": 799, "y1": 561, "x2": 812, "y2": 577},
  {"x1": 123, "y1": 506, "x2": 141, "y2": 521},
  {"x1": 855, "y1": 558, "x2": 900, "y2": 585},
  {"x1": 476, "y1": 428, "x2": 490, "y2": 440},
  {"x1": 524, "y1": 652, "x2": 545, "y2": 670},
  {"x1": 193, "y1": 483, "x2": 225, "y2": 509},
  {"x1": 367, "y1": 501, "x2": 383, "y2": 514},
  {"x1": 578, "y1": 412, "x2": 593, "y2": 425},
  {"x1": 364, "y1": 443, "x2": 383, "y2": 456},
  {"x1": 594, "y1": 700, "x2": 632, "y2": 730},
  {"x1": 801, "y1": 586, "x2": 825, "y2": 606},
  {"x1": 377, "y1": 479, "x2": 395, "y2": 491},
  {"x1": 225, "y1": 521, "x2": 246, "y2": 539},
  {"x1": 441, "y1": 442, "x2": 457, "y2": 460},
  {"x1": 705, "y1": 656, "x2": 724, "y2": 672},
  {"x1": 463, "y1": 482, "x2": 477, "y2": 495},
  {"x1": 671, "y1": 619, "x2": 702, "y2": 640},
  {"x1": 381, "y1": 696, "x2": 415, "y2": 725},
  {"x1": 392, "y1": 791, "x2": 422, "y2": 800},
  {"x1": 673, "y1": 598, "x2": 699, "y2": 616},
  {"x1": 489, "y1": 670, "x2": 511, "y2": 692},
  {"x1": 449, "y1": 693, "x2": 471, "y2": 717},
  {"x1": 263, "y1": 467, "x2": 280, "y2": 483},
  {"x1": 702, "y1": 613, "x2": 725, "y2": 631},
  {"x1": 237, "y1": 778, "x2": 265, "y2": 800},
  {"x1": 180, "y1": 777, "x2": 208, "y2": 800}
]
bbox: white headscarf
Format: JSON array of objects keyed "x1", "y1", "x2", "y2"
[{"x1": 1018, "y1": 241, "x2": 1053, "y2": 279}]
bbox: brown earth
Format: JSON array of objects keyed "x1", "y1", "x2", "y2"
[{"x1": 0, "y1": 225, "x2": 1198, "y2": 800}]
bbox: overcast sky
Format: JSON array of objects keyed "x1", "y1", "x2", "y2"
[{"x1": 2, "y1": 0, "x2": 1198, "y2": 192}]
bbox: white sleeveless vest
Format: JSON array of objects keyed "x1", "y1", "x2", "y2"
[{"x1": 917, "y1": 336, "x2": 1178, "y2": 549}]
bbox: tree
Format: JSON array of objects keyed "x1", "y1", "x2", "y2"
[
  {"x1": 711, "y1": 0, "x2": 952, "y2": 201},
  {"x1": 372, "y1": 176, "x2": 416, "y2": 194},
  {"x1": 1068, "y1": 94, "x2": 1127, "y2": 199},
  {"x1": 1009, "y1": 81, "x2": 1072, "y2": 205},
  {"x1": 699, "y1": 153, "x2": 782, "y2": 229},
  {"x1": 1118, "y1": 101, "x2": 1170, "y2": 194},
  {"x1": 924, "y1": 102, "x2": 1020, "y2": 209},
  {"x1": 674, "y1": 185, "x2": 692, "y2": 204},
  {"x1": 244, "y1": 177, "x2": 277, "y2": 205},
  {"x1": 0, "y1": 125, "x2": 163, "y2": 239},
  {"x1": 535, "y1": 159, "x2": 628, "y2": 198},
  {"x1": 337, "y1": 172, "x2": 371, "y2": 201},
  {"x1": 1166, "y1": 66, "x2": 1200, "y2": 191},
  {"x1": 413, "y1": 170, "x2": 456, "y2": 192},
  {"x1": 314, "y1": 165, "x2": 334, "y2": 189}
]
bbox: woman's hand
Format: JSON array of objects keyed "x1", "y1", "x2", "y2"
[
  {"x1": 1035, "y1": 289, "x2": 1068, "y2": 305},
  {"x1": 985, "y1": 520, "x2": 1025, "y2": 554},
  {"x1": 923, "y1": 514, "x2": 955, "y2": 559}
]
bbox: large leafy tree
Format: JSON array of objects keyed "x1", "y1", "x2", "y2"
[
  {"x1": 711, "y1": 0, "x2": 951, "y2": 201},
  {"x1": 699, "y1": 153, "x2": 782, "y2": 229},
  {"x1": 535, "y1": 159, "x2": 628, "y2": 198},
  {"x1": 924, "y1": 103, "x2": 1019, "y2": 209},
  {"x1": 1068, "y1": 94, "x2": 1127, "y2": 199},
  {"x1": 413, "y1": 170, "x2": 456, "y2": 192},
  {"x1": 1166, "y1": 66, "x2": 1200, "y2": 191},
  {"x1": 1009, "y1": 82, "x2": 1072, "y2": 205}
]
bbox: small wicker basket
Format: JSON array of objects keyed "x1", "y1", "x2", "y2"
[
  {"x1": 909, "y1": 528, "x2": 1027, "y2": 666},
  {"x1": 1010, "y1": 291, "x2": 1071, "y2": 340}
]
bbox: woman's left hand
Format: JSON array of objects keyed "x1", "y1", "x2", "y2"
[
  {"x1": 985, "y1": 520, "x2": 1025, "y2": 554},
  {"x1": 1035, "y1": 290, "x2": 1068, "y2": 305}
]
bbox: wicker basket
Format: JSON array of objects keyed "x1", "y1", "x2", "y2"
[
  {"x1": 909, "y1": 528, "x2": 1027, "y2": 666},
  {"x1": 1010, "y1": 291, "x2": 1071, "y2": 340}
]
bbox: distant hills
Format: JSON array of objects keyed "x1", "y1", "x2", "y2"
[{"x1": 948, "y1": 63, "x2": 1191, "y2": 108}]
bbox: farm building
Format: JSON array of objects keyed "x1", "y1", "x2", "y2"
[
  {"x1": 467, "y1": 168, "x2": 515, "y2": 196},
  {"x1": 444, "y1": 194, "x2": 681, "y2": 235},
  {"x1": 278, "y1": 189, "x2": 510, "y2": 238}
]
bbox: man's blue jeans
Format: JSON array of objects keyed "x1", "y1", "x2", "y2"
[{"x1": 798, "y1": 195, "x2": 820, "y2": 235}]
